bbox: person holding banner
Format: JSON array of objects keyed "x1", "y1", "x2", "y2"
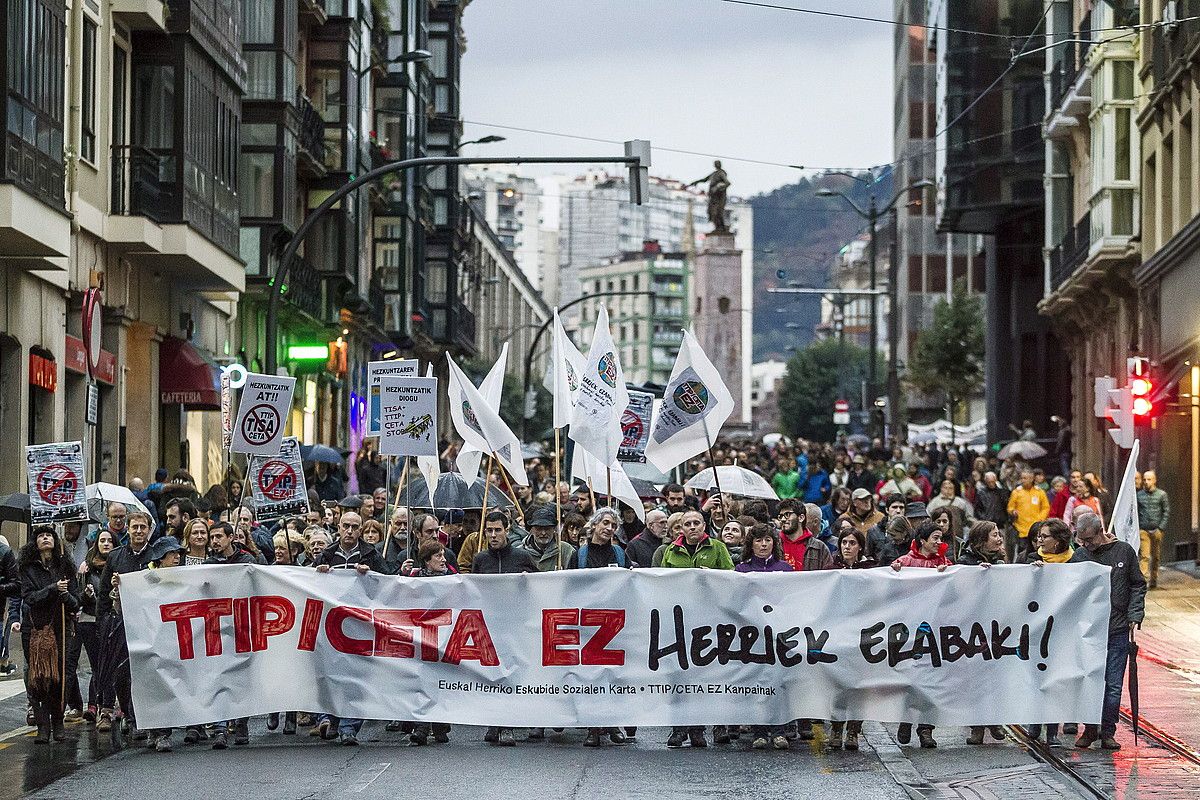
[
  {"x1": 1024, "y1": 518, "x2": 1075, "y2": 748},
  {"x1": 19, "y1": 526, "x2": 80, "y2": 744},
  {"x1": 378, "y1": 506, "x2": 410, "y2": 575},
  {"x1": 1069, "y1": 512, "x2": 1146, "y2": 751},
  {"x1": 520, "y1": 505, "x2": 576, "y2": 572}
]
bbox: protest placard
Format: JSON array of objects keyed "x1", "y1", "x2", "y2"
[
  {"x1": 26, "y1": 441, "x2": 88, "y2": 524},
  {"x1": 230, "y1": 374, "x2": 296, "y2": 456},
  {"x1": 368, "y1": 359, "x2": 419, "y2": 435},
  {"x1": 378, "y1": 376, "x2": 438, "y2": 457}
]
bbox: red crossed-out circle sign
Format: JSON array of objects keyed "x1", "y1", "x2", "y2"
[
  {"x1": 257, "y1": 459, "x2": 297, "y2": 501},
  {"x1": 621, "y1": 409, "x2": 643, "y2": 447},
  {"x1": 36, "y1": 463, "x2": 81, "y2": 506},
  {"x1": 241, "y1": 403, "x2": 281, "y2": 446}
]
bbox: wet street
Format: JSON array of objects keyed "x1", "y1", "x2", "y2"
[{"x1": 4, "y1": 566, "x2": 1199, "y2": 800}]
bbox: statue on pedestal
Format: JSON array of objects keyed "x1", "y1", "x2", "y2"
[{"x1": 687, "y1": 160, "x2": 731, "y2": 235}]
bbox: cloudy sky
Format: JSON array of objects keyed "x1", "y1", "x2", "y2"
[{"x1": 459, "y1": 0, "x2": 894, "y2": 200}]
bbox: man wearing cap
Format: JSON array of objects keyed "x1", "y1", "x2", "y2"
[
  {"x1": 847, "y1": 488, "x2": 883, "y2": 536},
  {"x1": 520, "y1": 505, "x2": 575, "y2": 572},
  {"x1": 846, "y1": 454, "x2": 877, "y2": 493}
]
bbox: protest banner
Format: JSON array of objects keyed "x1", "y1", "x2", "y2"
[
  {"x1": 618, "y1": 391, "x2": 654, "y2": 463},
  {"x1": 231, "y1": 374, "x2": 296, "y2": 456},
  {"x1": 378, "y1": 376, "x2": 438, "y2": 457},
  {"x1": 368, "y1": 359, "x2": 419, "y2": 435},
  {"x1": 247, "y1": 437, "x2": 309, "y2": 520},
  {"x1": 121, "y1": 564, "x2": 1110, "y2": 730},
  {"x1": 26, "y1": 441, "x2": 88, "y2": 524}
]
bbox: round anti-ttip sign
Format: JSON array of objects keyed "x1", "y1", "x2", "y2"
[
  {"x1": 257, "y1": 460, "x2": 298, "y2": 501},
  {"x1": 36, "y1": 463, "x2": 80, "y2": 506},
  {"x1": 672, "y1": 380, "x2": 710, "y2": 415},
  {"x1": 241, "y1": 403, "x2": 281, "y2": 446},
  {"x1": 621, "y1": 409, "x2": 643, "y2": 446}
]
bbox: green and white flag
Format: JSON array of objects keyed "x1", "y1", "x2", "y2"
[{"x1": 644, "y1": 330, "x2": 734, "y2": 473}]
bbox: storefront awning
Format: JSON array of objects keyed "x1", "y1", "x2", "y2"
[{"x1": 159, "y1": 337, "x2": 220, "y2": 410}]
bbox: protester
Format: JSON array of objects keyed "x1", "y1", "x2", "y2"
[
  {"x1": 70, "y1": 530, "x2": 114, "y2": 725},
  {"x1": 777, "y1": 499, "x2": 832, "y2": 571},
  {"x1": 926, "y1": 479, "x2": 973, "y2": 546},
  {"x1": 182, "y1": 519, "x2": 210, "y2": 565},
  {"x1": 1136, "y1": 470, "x2": 1169, "y2": 588},
  {"x1": 1006, "y1": 470, "x2": 1048, "y2": 562},
  {"x1": 1069, "y1": 513, "x2": 1146, "y2": 751},
  {"x1": 520, "y1": 505, "x2": 575, "y2": 571},
  {"x1": 735, "y1": 523, "x2": 793, "y2": 575},
  {"x1": 719, "y1": 519, "x2": 746, "y2": 562},
  {"x1": 823, "y1": 526, "x2": 873, "y2": 749},
  {"x1": 402, "y1": 513, "x2": 459, "y2": 576},
  {"x1": 569, "y1": 508, "x2": 628, "y2": 570},
  {"x1": 407, "y1": 540, "x2": 453, "y2": 745},
  {"x1": 847, "y1": 488, "x2": 883, "y2": 537},
  {"x1": 626, "y1": 508, "x2": 668, "y2": 567},
  {"x1": 20, "y1": 526, "x2": 80, "y2": 744},
  {"x1": 1023, "y1": 518, "x2": 1074, "y2": 747}
]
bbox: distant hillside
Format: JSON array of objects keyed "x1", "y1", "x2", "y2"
[{"x1": 750, "y1": 169, "x2": 893, "y2": 361}]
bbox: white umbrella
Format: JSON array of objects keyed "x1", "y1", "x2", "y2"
[
  {"x1": 685, "y1": 464, "x2": 777, "y2": 500},
  {"x1": 86, "y1": 482, "x2": 151, "y2": 518},
  {"x1": 997, "y1": 440, "x2": 1048, "y2": 461}
]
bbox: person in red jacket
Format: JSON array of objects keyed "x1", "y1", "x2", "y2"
[{"x1": 889, "y1": 520, "x2": 952, "y2": 748}]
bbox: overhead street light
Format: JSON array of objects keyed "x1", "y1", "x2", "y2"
[
  {"x1": 455, "y1": 135, "x2": 507, "y2": 151},
  {"x1": 815, "y1": 178, "x2": 934, "y2": 438},
  {"x1": 358, "y1": 49, "x2": 432, "y2": 76}
]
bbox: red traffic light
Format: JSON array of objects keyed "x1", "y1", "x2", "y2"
[
  {"x1": 1133, "y1": 397, "x2": 1153, "y2": 417},
  {"x1": 1130, "y1": 377, "x2": 1152, "y2": 397}
]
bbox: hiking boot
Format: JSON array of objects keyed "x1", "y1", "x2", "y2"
[
  {"x1": 233, "y1": 719, "x2": 249, "y2": 745},
  {"x1": 689, "y1": 730, "x2": 708, "y2": 748},
  {"x1": 583, "y1": 729, "x2": 601, "y2": 747},
  {"x1": 183, "y1": 727, "x2": 200, "y2": 744},
  {"x1": 131, "y1": 727, "x2": 148, "y2": 742},
  {"x1": 713, "y1": 725, "x2": 731, "y2": 744},
  {"x1": 797, "y1": 719, "x2": 814, "y2": 740},
  {"x1": 155, "y1": 734, "x2": 173, "y2": 753},
  {"x1": 896, "y1": 723, "x2": 912, "y2": 744},
  {"x1": 1100, "y1": 737, "x2": 1122, "y2": 751},
  {"x1": 988, "y1": 726, "x2": 1006, "y2": 741},
  {"x1": 1075, "y1": 727, "x2": 1098, "y2": 749},
  {"x1": 266, "y1": 713, "x2": 279, "y2": 731},
  {"x1": 433, "y1": 730, "x2": 450, "y2": 744},
  {"x1": 340, "y1": 731, "x2": 358, "y2": 746},
  {"x1": 526, "y1": 727, "x2": 545, "y2": 741},
  {"x1": 772, "y1": 735, "x2": 790, "y2": 750},
  {"x1": 409, "y1": 729, "x2": 428, "y2": 746},
  {"x1": 829, "y1": 722, "x2": 844, "y2": 750},
  {"x1": 666, "y1": 730, "x2": 687, "y2": 748},
  {"x1": 608, "y1": 728, "x2": 626, "y2": 744},
  {"x1": 484, "y1": 727, "x2": 499, "y2": 743},
  {"x1": 966, "y1": 727, "x2": 985, "y2": 745},
  {"x1": 317, "y1": 718, "x2": 333, "y2": 740},
  {"x1": 844, "y1": 731, "x2": 859, "y2": 751},
  {"x1": 751, "y1": 737, "x2": 768, "y2": 749},
  {"x1": 497, "y1": 728, "x2": 515, "y2": 746},
  {"x1": 96, "y1": 709, "x2": 112, "y2": 732},
  {"x1": 211, "y1": 731, "x2": 228, "y2": 750},
  {"x1": 283, "y1": 713, "x2": 297, "y2": 735},
  {"x1": 918, "y1": 729, "x2": 937, "y2": 749},
  {"x1": 33, "y1": 704, "x2": 49, "y2": 744},
  {"x1": 1062, "y1": 723, "x2": 1078, "y2": 734},
  {"x1": 64, "y1": 707, "x2": 82, "y2": 721}
]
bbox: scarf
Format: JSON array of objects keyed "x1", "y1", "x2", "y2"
[{"x1": 1038, "y1": 546, "x2": 1073, "y2": 563}]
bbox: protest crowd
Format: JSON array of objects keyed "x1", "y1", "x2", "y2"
[{"x1": 0, "y1": 428, "x2": 1151, "y2": 755}]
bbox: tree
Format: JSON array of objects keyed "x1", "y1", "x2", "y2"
[
  {"x1": 777, "y1": 339, "x2": 879, "y2": 441},
  {"x1": 907, "y1": 279, "x2": 985, "y2": 426}
]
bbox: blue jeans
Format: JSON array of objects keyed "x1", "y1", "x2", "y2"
[
  {"x1": 318, "y1": 714, "x2": 363, "y2": 736},
  {"x1": 1101, "y1": 632, "x2": 1130, "y2": 738}
]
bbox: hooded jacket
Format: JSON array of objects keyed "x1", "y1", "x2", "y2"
[
  {"x1": 890, "y1": 539, "x2": 953, "y2": 569},
  {"x1": 520, "y1": 533, "x2": 576, "y2": 572},
  {"x1": 780, "y1": 529, "x2": 832, "y2": 572},
  {"x1": 471, "y1": 541, "x2": 539, "y2": 574},
  {"x1": 659, "y1": 535, "x2": 735, "y2": 570},
  {"x1": 1069, "y1": 539, "x2": 1146, "y2": 637}
]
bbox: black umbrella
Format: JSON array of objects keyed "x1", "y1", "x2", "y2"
[
  {"x1": 397, "y1": 472, "x2": 509, "y2": 510},
  {"x1": 628, "y1": 477, "x2": 662, "y2": 500},
  {"x1": 0, "y1": 492, "x2": 30, "y2": 524},
  {"x1": 1128, "y1": 627, "x2": 1140, "y2": 744}
]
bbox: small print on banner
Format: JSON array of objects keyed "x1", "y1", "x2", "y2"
[
  {"x1": 26, "y1": 441, "x2": 88, "y2": 524},
  {"x1": 618, "y1": 391, "x2": 654, "y2": 463},
  {"x1": 368, "y1": 359, "x2": 419, "y2": 436},
  {"x1": 378, "y1": 376, "x2": 438, "y2": 457},
  {"x1": 248, "y1": 437, "x2": 309, "y2": 520},
  {"x1": 230, "y1": 373, "x2": 296, "y2": 456}
]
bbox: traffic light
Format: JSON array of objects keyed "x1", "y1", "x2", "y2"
[
  {"x1": 1107, "y1": 386, "x2": 1134, "y2": 449},
  {"x1": 1128, "y1": 357, "x2": 1154, "y2": 423}
]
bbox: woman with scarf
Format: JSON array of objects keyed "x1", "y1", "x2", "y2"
[
  {"x1": 1024, "y1": 518, "x2": 1074, "y2": 747},
  {"x1": 20, "y1": 526, "x2": 80, "y2": 743},
  {"x1": 957, "y1": 522, "x2": 1008, "y2": 746},
  {"x1": 78, "y1": 530, "x2": 114, "y2": 727}
]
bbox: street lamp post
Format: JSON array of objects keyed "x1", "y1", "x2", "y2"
[
  {"x1": 816, "y1": 179, "x2": 933, "y2": 438},
  {"x1": 264, "y1": 143, "x2": 651, "y2": 374}
]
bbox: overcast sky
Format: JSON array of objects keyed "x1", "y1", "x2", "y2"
[{"x1": 459, "y1": 0, "x2": 894, "y2": 202}]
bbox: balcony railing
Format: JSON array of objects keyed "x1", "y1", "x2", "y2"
[
  {"x1": 111, "y1": 144, "x2": 173, "y2": 222},
  {"x1": 451, "y1": 299, "x2": 477, "y2": 353},
  {"x1": 280, "y1": 254, "x2": 323, "y2": 320},
  {"x1": 1049, "y1": 12, "x2": 1092, "y2": 112},
  {"x1": 1049, "y1": 209, "x2": 1091, "y2": 291},
  {"x1": 295, "y1": 88, "x2": 326, "y2": 170}
]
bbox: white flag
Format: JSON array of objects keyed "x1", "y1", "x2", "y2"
[
  {"x1": 446, "y1": 354, "x2": 528, "y2": 486},
  {"x1": 570, "y1": 447, "x2": 646, "y2": 522},
  {"x1": 1110, "y1": 439, "x2": 1141, "y2": 555},
  {"x1": 544, "y1": 310, "x2": 587, "y2": 429},
  {"x1": 456, "y1": 343, "x2": 509, "y2": 480},
  {"x1": 416, "y1": 363, "x2": 442, "y2": 492},
  {"x1": 569, "y1": 306, "x2": 629, "y2": 466},
  {"x1": 644, "y1": 330, "x2": 735, "y2": 472}
]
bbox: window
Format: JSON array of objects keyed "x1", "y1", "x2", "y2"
[
  {"x1": 1115, "y1": 108, "x2": 1131, "y2": 181},
  {"x1": 239, "y1": 152, "x2": 274, "y2": 217},
  {"x1": 81, "y1": 17, "x2": 97, "y2": 162},
  {"x1": 245, "y1": 51, "x2": 276, "y2": 100},
  {"x1": 1112, "y1": 61, "x2": 1134, "y2": 101}
]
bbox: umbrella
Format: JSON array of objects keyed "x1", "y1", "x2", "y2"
[
  {"x1": 0, "y1": 492, "x2": 30, "y2": 524},
  {"x1": 397, "y1": 472, "x2": 509, "y2": 510},
  {"x1": 685, "y1": 464, "x2": 777, "y2": 500},
  {"x1": 761, "y1": 433, "x2": 790, "y2": 448},
  {"x1": 300, "y1": 444, "x2": 343, "y2": 465},
  {"x1": 521, "y1": 442, "x2": 547, "y2": 460},
  {"x1": 86, "y1": 482, "x2": 151, "y2": 518},
  {"x1": 997, "y1": 440, "x2": 1048, "y2": 461},
  {"x1": 628, "y1": 477, "x2": 662, "y2": 499},
  {"x1": 846, "y1": 433, "x2": 871, "y2": 447},
  {"x1": 1129, "y1": 628, "x2": 1140, "y2": 744}
]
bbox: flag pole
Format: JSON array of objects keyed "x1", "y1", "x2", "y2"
[
  {"x1": 381, "y1": 454, "x2": 393, "y2": 560},
  {"x1": 554, "y1": 427, "x2": 563, "y2": 570},
  {"x1": 587, "y1": 476, "x2": 597, "y2": 513},
  {"x1": 702, "y1": 419, "x2": 724, "y2": 500},
  {"x1": 606, "y1": 466, "x2": 614, "y2": 509},
  {"x1": 477, "y1": 452, "x2": 495, "y2": 542},
  {"x1": 492, "y1": 455, "x2": 526, "y2": 527}
]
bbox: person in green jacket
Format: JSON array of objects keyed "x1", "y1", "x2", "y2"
[
  {"x1": 770, "y1": 457, "x2": 799, "y2": 499},
  {"x1": 662, "y1": 509, "x2": 734, "y2": 749}
]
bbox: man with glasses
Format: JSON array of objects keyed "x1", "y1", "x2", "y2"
[
  {"x1": 313, "y1": 512, "x2": 384, "y2": 745},
  {"x1": 626, "y1": 509, "x2": 669, "y2": 568},
  {"x1": 1069, "y1": 512, "x2": 1146, "y2": 751},
  {"x1": 778, "y1": 498, "x2": 831, "y2": 572},
  {"x1": 92, "y1": 503, "x2": 129, "y2": 548}
]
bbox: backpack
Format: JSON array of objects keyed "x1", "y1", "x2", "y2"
[{"x1": 577, "y1": 542, "x2": 625, "y2": 568}]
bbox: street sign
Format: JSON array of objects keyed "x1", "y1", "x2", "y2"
[
  {"x1": 833, "y1": 398, "x2": 851, "y2": 426},
  {"x1": 368, "y1": 358, "x2": 419, "y2": 435},
  {"x1": 231, "y1": 373, "x2": 296, "y2": 455},
  {"x1": 82, "y1": 288, "x2": 102, "y2": 380},
  {"x1": 25, "y1": 441, "x2": 88, "y2": 523},
  {"x1": 248, "y1": 437, "x2": 308, "y2": 520},
  {"x1": 378, "y1": 375, "x2": 439, "y2": 457},
  {"x1": 86, "y1": 382, "x2": 98, "y2": 426}
]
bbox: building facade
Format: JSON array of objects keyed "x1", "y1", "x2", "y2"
[{"x1": 464, "y1": 167, "x2": 547, "y2": 291}]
